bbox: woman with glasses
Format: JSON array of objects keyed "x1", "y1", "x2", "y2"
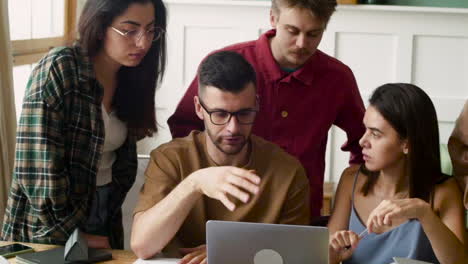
[
  {"x1": 327, "y1": 83, "x2": 467, "y2": 264},
  {"x1": 1, "y1": 0, "x2": 166, "y2": 249}
]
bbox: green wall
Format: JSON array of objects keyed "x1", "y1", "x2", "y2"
[
  {"x1": 374, "y1": 0, "x2": 468, "y2": 8},
  {"x1": 255, "y1": 0, "x2": 468, "y2": 8}
]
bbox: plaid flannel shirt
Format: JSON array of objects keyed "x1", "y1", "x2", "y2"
[{"x1": 1, "y1": 44, "x2": 137, "y2": 248}]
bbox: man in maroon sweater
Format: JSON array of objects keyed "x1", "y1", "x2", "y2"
[{"x1": 167, "y1": 0, "x2": 365, "y2": 218}]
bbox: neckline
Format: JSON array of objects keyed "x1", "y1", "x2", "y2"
[
  {"x1": 200, "y1": 132, "x2": 255, "y2": 169},
  {"x1": 351, "y1": 167, "x2": 413, "y2": 232},
  {"x1": 101, "y1": 104, "x2": 114, "y2": 116}
]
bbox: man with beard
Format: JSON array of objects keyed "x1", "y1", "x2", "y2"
[
  {"x1": 167, "y1": 0, "x2": 365, "y2": 219},
  {"x1": 131, "y1": 51, "x2": 310, "y2": 261},
  {"x1": 448, "y1": 100, "x2": 468, "y2": 210}
]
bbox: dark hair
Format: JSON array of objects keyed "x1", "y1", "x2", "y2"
[
  {"x1": 271, "y1": 0, "x2": 337, "y2": 25},
  {"x1": 78, "y1": 0, "x2": 167, "y2": 138},
  {"x1": 198, "y1": 51, "x2": 257, "y2": 94},
  {"x1": 361, "y1": 83, "x2": 441, "y2": 202}
]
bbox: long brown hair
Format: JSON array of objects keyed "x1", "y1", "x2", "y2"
[
  {"x1": 78, "y1": 0, "x2": 167, "y2": 138},
  {"x1": 361, "y1": 83, "x2": 442, "y2": 202}
]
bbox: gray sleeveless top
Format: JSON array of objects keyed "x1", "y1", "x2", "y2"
[{"x1": 344, "y1": 168, "x2": 439, "y2": 264}]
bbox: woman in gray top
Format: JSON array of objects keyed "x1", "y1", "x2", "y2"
[{"x1": 328, "y1": 83, "x2": 467, "y2": 264}]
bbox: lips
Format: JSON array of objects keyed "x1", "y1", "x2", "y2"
[
  {"x1": 362, "y1": 153, "x2": 371, "y2": 161},
  {"x1": 129, "y1": 52, "x2": 145, "y2": 60},
  {"x1": 290, "y1": 49, "x2": 310, "y2": 57},
  {"x1": 223, "y1": 136, "x2": 244, "y2": 145}
]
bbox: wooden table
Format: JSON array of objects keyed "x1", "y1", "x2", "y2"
[{"x1": 0, "y1": 241, "x2": 137, "y2": 264}]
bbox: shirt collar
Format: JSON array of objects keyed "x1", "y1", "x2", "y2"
[
  {"x1": 72, "y1": 42, "x2": 96, "y2": 83},
  {"x1": 256, "y1": 29, "x2": 319, "y2": 86}
]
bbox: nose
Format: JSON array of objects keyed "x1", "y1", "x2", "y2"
[
  {"x1": 295, "y1": 33, "x2": 306, "y2": 48},
  {"x1": 359, "y1": 131, "x2": 369, "y2": 148},
  {"x1": 226, "y1": 115, "x2": 241, "y2": 134},
  {"x1": 135, "y1": 34, "x2": 151, "y2": 50}
]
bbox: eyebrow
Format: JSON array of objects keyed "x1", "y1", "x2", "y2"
[
  {"x1": 284, "y1": 24, "x2": 324, "y2": 33},
  {"x1": 368, "y1": 127, "x2": 383, "y2": 134},
  {"x1": 119, "y1": 20, "x2": 155, "y2": 27},
  {"x1": 210, "y1": 107, "x2": 256, "y2": 112}
]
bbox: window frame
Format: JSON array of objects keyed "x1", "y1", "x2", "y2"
[{"x1": 11, "y1": 0, "x2": 77, "y2": 66}]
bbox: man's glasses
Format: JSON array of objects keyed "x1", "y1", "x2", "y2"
[
  {"x1": 199, "y1": 99, "x2": 258, "y2": 125},
  {"x1": 110, "y1": 26, "x2": 165, "y2": 43}
]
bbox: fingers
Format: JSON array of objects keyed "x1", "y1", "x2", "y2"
[
  {"x1": 383, "y1": 211, "x2": 395, "y2": 226},
  {"x1": 230, "y1": 167, "x2": 261, "y2": 185},
  {"x1": 180, "y1": 247, "x2": 206, "y2": 264},
  {"x1": 195, "y1": 167, "x2": 261, "y2": 211},
  {"x1": 330, "y1": 231, "x2": 359, "y2": 250},
  {"x1": 217, "y1": 168, "x2": 261, "y2": 210},
  {"x1": 367, "y1": 199, "x2": 408, "y2": 233},
  {"x1": 368, "y1": 210, "x2": 386, "y2": 234},
  {"x1": 329, "y1": 231, "x2": 359, "y2": 262},
  {"x1": 187, "y1": 254, "x2": 206, "y2": 264},
  {"x1": 227, "y1": 174, "x2": 259, "y2": 195},
  {"x1": 180, "y1": 254, "x2": 191, "y2": 264},
  {"x1": 222, "y1": 182, "x2": 250, "y2": 203},
  {"x1": 218, "y1": 192, "x2": 236, "y2": 211},
  {"x1": 349, "y1": 233, "x2": 360, "y2": 248},
  {"x1": 367, "y1": 200, "x2": 387, "y2": 233},
  {"x1": 336, "y1": 232, "x2": 349, "y2": 248},
  {"x1": 329, "y1": 236, "x2": 341, "y2": 251}
]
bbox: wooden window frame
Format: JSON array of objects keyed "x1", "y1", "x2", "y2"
[{"x1": 11, "y1": 0, "x2": 77, "y2": 66}]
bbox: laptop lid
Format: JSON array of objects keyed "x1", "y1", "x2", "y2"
[{"x1": 206, "y1": 220, "x2": 329, "y2": 264}]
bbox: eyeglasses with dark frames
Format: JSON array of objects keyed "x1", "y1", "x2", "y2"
[
  {"x1": 198, "y1": 98, "x2": 258, "y2": 125},
  {"x1": 110, "y1": 26, "x2": 165, "y2": 42}
]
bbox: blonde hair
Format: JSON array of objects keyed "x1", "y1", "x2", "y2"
[{"x1": 271, "y1": 0, "x2": 337, "y2": 24}]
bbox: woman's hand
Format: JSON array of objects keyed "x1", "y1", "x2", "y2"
[
  {"x1": 329, "y1": 230, "x2": 360, "y2": 263},
  {"x1": 366, "y1": 198, "x2": 431, "y2": 234}
]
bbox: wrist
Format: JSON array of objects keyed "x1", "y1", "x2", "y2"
[
  {"x1": 185, "y1": 172, "x2": 202, "y2": 195},
  {"x1": 418, "y1": 202, "x2": 435, "y2": 224}
]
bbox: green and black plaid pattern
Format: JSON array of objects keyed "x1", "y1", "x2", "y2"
[{"x1": 1, "y1": 45, "x2": 137, "y2": 248}]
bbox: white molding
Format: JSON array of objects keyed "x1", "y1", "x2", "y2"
[
  {"x1": 165, "y1": 0, "x2": 468, "y2": 14},
  {"x1": 145, "y1": 1, "x2": 468, "y2": 184},
  {"x1": 336, "y1": 4, "x2": 468, "y2": 14},
  {"x1": 165, "y1": 0, "x2": 271, "y2": 7}
]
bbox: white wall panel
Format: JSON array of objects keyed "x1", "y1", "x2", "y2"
[
  {"x1": 413, "y1": 35, "x2": 468, "y2": 98},
  {"x1": 183, "y1": 26, "x2": 252, "y2": 86},
  {"x1": 335, "y1": 32, "x2": 397, "y2": 95},
  {"x1": 139, "y1": 1, "x2": 468, "y2": 188}
]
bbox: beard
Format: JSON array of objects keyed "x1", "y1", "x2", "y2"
[
  {"x1": 289, "y1": 47, "x2": 311, "y2": 57},
  {"x1": 206, "y1": 129, "x2": 248, "y2": 155},
  {"x1": 287, "y1": 47, "x2": 312, "y2": 64}
]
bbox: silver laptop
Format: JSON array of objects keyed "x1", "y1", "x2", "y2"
[{"x1": 206, "y1": 220, "x2": 329, "y2": 264}]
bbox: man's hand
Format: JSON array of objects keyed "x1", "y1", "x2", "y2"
[
  {"x1": 188, "y1": 167, "x2": 260, "y2": 211},
  {"x1": 82, "y1": 233, "x2": 111, "y2": 249},
  {"x1": 180, "y1": 245, "x2": 207, "y2": 264}
]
